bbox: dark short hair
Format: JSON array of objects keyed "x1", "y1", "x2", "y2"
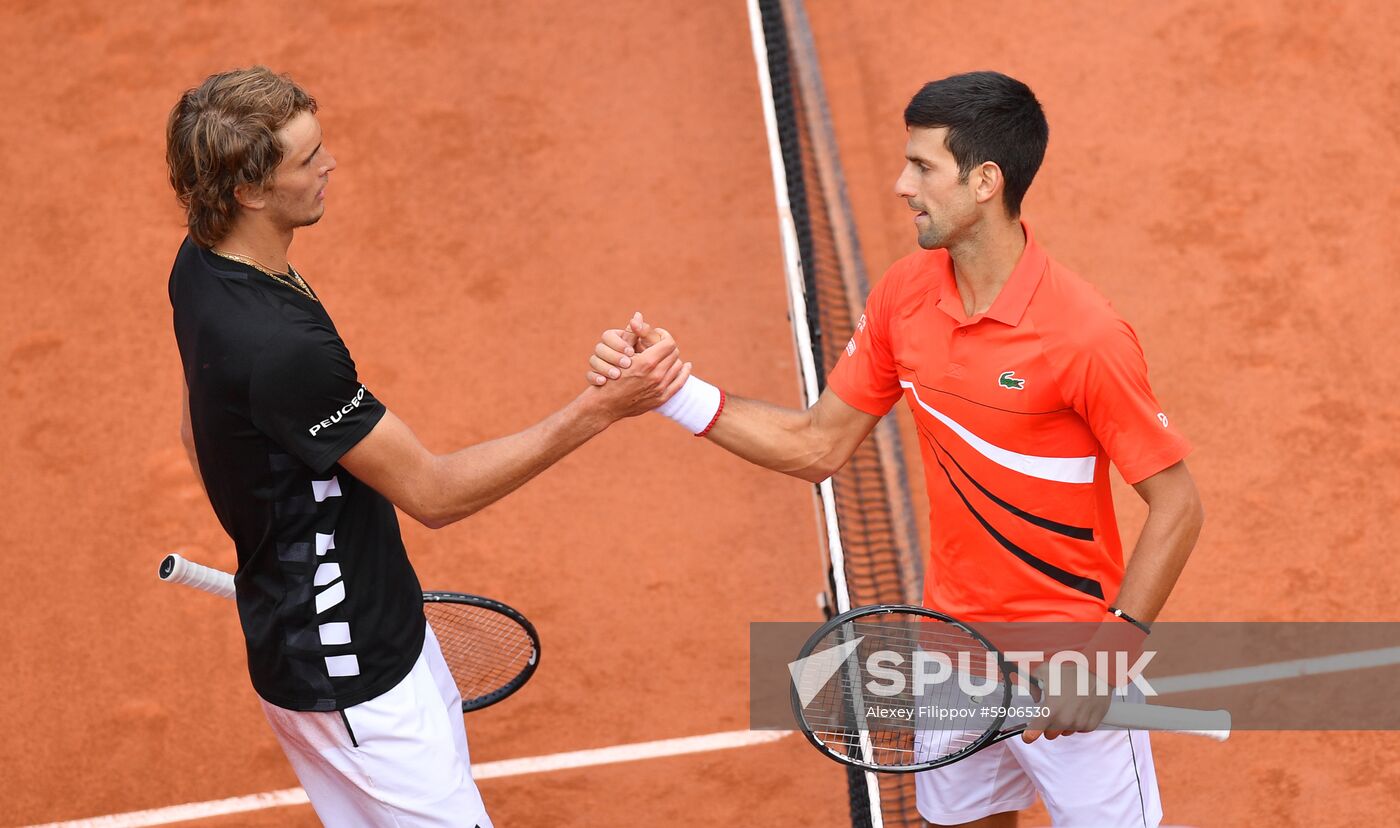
[
  {"x1": 903, "y1": 71, "x2": 1048, "y2": 218},
  {"x1": 166, "y1": 67, "x2": 317, "y2": 247}
]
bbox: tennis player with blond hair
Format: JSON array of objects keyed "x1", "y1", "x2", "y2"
[{"x1": 165, "y1": 66, "x2": 687, "y2": 826}]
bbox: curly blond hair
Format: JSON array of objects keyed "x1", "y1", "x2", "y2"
[{"x1": 166, "y1": 67, "x2": 317, "y2": 247}]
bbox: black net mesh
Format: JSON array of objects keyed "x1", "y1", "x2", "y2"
[{"x1": 755, "y1": 0, "x2": 925, "y2": 824}]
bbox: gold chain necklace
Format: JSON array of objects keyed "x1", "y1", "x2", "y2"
[{"x1": 210, "y1": 248, "x2": 319, "y2": 302}]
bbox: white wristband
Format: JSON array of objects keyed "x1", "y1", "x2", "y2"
[{"x1": 655, "y1": 375, "x2": 722, "y2": 435}]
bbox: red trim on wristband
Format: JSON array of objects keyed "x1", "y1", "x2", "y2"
[{"x1": 695, "y1": 389, "x2": 725, "y2": 437}]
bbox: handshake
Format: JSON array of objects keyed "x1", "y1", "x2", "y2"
[{"x1": 582, "y1": 312, "x2": 724, "y2": 435}]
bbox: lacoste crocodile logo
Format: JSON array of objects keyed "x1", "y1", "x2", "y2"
[{"x1": 998, "y1": 371, "x2": 1026, "y2": 390}]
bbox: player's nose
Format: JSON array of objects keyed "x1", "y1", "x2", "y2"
[{"x1": 893, "y1": 165, "x2": 916, "y2": 198}]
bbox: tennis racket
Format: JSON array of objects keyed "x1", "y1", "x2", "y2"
[
  {"x1": 158, "y1": 552, "x2": 540, "y2": 712},
  {"x1": 790, "y1": 604, "x2": 1231, "y2": 773}
]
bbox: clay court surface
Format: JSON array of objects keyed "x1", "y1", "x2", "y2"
[{"x1": 2, "y1": 1, "x2": 1398, "y2": 825}]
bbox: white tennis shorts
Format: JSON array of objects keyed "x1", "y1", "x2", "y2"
[
  {"x1": 915, "y1": 726, "x2": 1161, "y2": 827},
  {"x1": 260, "y1": 624, "x2": 493, "y2": 827}
]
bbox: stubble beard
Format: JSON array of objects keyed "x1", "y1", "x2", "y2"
[
  {"x1": 291, "y1": 201, "x2": 326, "y2": 229},
  {"x1": 270, "y1": 186, "x2": 326, "y2": 231},
  {"x1": 917, "y1": 221, "x2": 948, "y2": 250}
]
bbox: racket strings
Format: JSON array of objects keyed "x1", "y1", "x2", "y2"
[
  {"x1": 425, "y1": 602, "x2": 536, "y2": 705},
  {"x1": 799, "y1": 615, "x2": 1009, "y2": 769}
]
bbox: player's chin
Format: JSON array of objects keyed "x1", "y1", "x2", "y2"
[{"x1": 915, "y1": 228, "x2": 947, "y2": 250}]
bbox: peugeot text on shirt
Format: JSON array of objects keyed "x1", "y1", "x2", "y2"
[{"x1": 309, "y1": 385, "x2": 368, "y2": 436}]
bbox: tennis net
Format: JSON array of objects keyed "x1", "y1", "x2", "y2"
[{"x1": 749, "y1": 1, "x2": 925, "y2": 825}]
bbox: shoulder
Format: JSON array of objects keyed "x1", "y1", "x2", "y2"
[
  {"x1": 1030, "y1": 260, "x2": 1150, "y2": 395},
  {"x1": 871, "y1": 248, "x2": 948, "y2": 303},
  {"x1": 175, "y1": 248, "x2": 328, "y2": 340},
  {"x1": 885, "y1": 248, "x2": 947, "y2": 288},
  {"x1": 260, "y1": 316, "x2": 348, "y2": 367},
  {"x1": 171, "y1": 239, "x2": 256, "y2": 316},
  {"x1": 171, "y1": 237, "x2": 247, "y2": 292},
  {"x1": 1031, "y1": 257, "x2": 1136, "y2": 352},
  {"x1": 248, "y1": 320, "x2": 358, "y2": 411}
]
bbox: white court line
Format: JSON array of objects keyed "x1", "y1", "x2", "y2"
[
  {"x1": 26, "y1": 730, "x2": 793, "y2": 828},
  {"x1": 1151, "y1": 646, "x2": 1400, "y2": 694}
]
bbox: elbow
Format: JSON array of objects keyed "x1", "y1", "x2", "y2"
[
  {"x1": 1181, "y1": 475, "x2": 1206, "y2": 530},
  {"x1": 400, "y1": 458, "x2": 463, "y2": 530},
  {"x1": 786, "y1": 403, "x2": 855, "y2": 484},
  {"x1": 419, "y1": 515, "x2": 452, "y2": 531},
  {"x1": 410, "y1": 502, "x2": 464, "y2": 531},
  {"x1": 792, "y1": 445, "x2": 850, "y2": 484},
  {"x1": 409, "y1": 493, "x2": 471, "y2": 530},
  {"x1": 798, "y1": 431, "x2": 852, "y2": 484},
  {"x1": 411, "y1": 508, "x2": 448, "y2": 530},
  {"x1": 796, "y1": 459, "x2": 840, "y2": 484},
  {"x1": 1170, "y1": 487, "x2": 1206, "y2": 555},
  {"x1": 407, "y1": 488, "x2": 480, "y2": 531}
]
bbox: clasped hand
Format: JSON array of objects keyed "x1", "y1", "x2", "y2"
[{"x1": 585, "y1": 311, "x2": 690, "y2": 419}]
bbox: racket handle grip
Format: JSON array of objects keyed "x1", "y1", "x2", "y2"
[
  {"x1": 1103, "y1": 701, "x2": 1231, "y2": 741},
  {"x1": 159, "y1": 553, "x2": 236, "y2": 601}
]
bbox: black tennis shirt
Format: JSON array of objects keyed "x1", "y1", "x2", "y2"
[{"x1": 170, "y1": 237, "x2": 425, "y2": 711}]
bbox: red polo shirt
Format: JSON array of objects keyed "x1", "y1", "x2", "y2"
[{"x1": 828, "y1": 224, "x2": 1190, "y2": 622}]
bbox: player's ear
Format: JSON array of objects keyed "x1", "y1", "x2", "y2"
[
  {"x1": 233, "y1": 181, "x2": 267, "y2": 211},
  {"x1": 971, "y1": 161, "x2": 1003, "y2": 207}
]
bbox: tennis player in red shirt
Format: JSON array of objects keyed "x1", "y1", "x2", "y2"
[{"x1": 589, "y1": 71, "x2": 1203, "y2": 827}]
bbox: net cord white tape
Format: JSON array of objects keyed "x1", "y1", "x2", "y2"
[{"x1": 743, "y1": 0, "x2": 881, "y2": 823}]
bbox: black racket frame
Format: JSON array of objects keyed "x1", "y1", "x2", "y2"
[
  {"x1": 791, "y1": 603, "x2": 1019, "y2": 773},
  {"x1": 422, "y1": 591, "x2": 541, "y2": 713}
]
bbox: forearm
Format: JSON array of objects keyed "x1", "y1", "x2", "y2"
[
  {"x1": 1110, "y1": 490, "x2": 1205, "y2": 623},
  {"x1": 423, "y1": 390, "x2": 611, "y2": 527},
  {"x1": 182, "y1": 437, "x2": 206, "y2": 492},
  {"x1": 180, "y1": 383, "x2": 206, "y2": 493},
  {"x1": 591, "y1": 320, "x2": 874, "y2": 481},
  {"x1": 702, "y1": 394, "x2": 845, "y2": 483},
  {"x1": 348, "y1": 337, "x2": 685, "y2": 529}
]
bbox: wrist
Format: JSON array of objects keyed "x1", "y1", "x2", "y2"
[
  {"x1": 655, "y1": 375, "x2": 724, "y2": 435},
  {"x1": 1107, "y1": 606, "x2": 1152, "y2": 635},
  {"x1": 1077, "y1": 616, "x2": 1151, "y2": 689},
  {"x1": 570, "y1": 387, "x2": 618, "y2": 435}
]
